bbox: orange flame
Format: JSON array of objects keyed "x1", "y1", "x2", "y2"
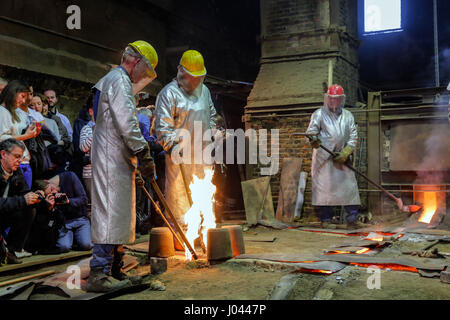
[
  {"x1": 418, "y1": 192, "x2": 437, "y2": 224},
  {"x1": 183, "y1": 169, "x2": 216, "y2": 260},
  {"x1": 296, "y1": 268, "x2": 333, "y2": 275},
  {"x1": 349, "y1": 263, "x2": 417, "y2": 273},
  {"x1": 325, "y1": 248, "x2": 371, "y2": 255},
  {"x1": 366, "y1": 237, "x2": 383, "y2": 241}
]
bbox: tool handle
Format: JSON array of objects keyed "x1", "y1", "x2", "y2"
[
  {"x1": 292, "y1": 132, "x2": 317, "y2": 137},
  {"x1": 179, "y1": 163, "x2": 193, "y2": 207},
  {"x1": 140, "y1": 185, "x2": 186, "y2": 251},
  {"x1": 318, "y1": 144, "x2": 398, "y2": 202},
  {"x1": 149, "y1": 178, "x2": 198, "y2": 260}
]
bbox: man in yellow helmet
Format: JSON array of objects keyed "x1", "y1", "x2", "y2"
[
  {"x1": 86, "y1": 41, "x2": 158, "y2": 292},
  {"x1": 154, "y1": 50, "x2": 217, "y2": 237}
]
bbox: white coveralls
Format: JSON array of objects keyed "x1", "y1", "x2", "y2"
[
  {"x1": 90, "y1": 67, "x2": 148, "y2": 244},
  {"x1": 154, "y1": 79, "x2": 217, "y2": 225},
  {"x1": 306, "y1": 106, "x2": 360, "y2": 206}
]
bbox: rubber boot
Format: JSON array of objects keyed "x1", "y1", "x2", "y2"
[{"x1": 86, "y1": 267, "x2": 132, "y2": 293}]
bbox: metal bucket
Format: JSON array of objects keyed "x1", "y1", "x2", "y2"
[
  {"x1": 206, "y1": 227, "x2": 233, "y2": 262},
  {"x1": 149, "y1": 227, "x2": 175, "y2": 258},
  {"x1": 222, "y1": 225, "x2": 245, "y2": 257}
]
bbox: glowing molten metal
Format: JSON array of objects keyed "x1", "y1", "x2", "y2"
[
  {"x1": 418, "y1": 192, "x2": 437, "y2": 224},
  {"x1": 183, "y1": 169, "x2": 216, "y2": 260}
]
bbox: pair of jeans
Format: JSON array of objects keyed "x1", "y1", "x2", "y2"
[
  {"x1": 319, "y1": 205, "x2": 359, "y2": 224},
  {"x1": 0, "y1": 208, "x2": 36, "y2": 252},
  {"x1": 56, "y1": 216, "x2": 93, "y2": 252},
  {"x1": 89, "y1": 244, "x2": 125, "y2": 275}
]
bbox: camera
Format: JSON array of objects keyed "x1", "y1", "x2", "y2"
[{"x1": 54, "y1": 193, "x2": 69, "y2": 204}]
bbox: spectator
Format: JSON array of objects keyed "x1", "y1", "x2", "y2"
[
  {"x1": 14, "y1": 84, "x2": 53, "y2": 181},
  {"x1": 34, "y1": 171, "x2": 92, "y2": 253},
  {"x1": 134, "y1": 107, "x2": 154, "y2": 234},
  {"x1": 42, "y1": 91, "x2": 72, "y2": 174},
  {"x1": 0, "y1": 139, "x2": 44, "y2": 263},
  {"x1": 21, "y1": 82, "x2": 44, "y2": 123},
  {"x1": 43, "y1": 89, "x2": 73, "y2": 140},
  {"x1": 0, "y1": 80, "x2": 40, "y2": 188},
  {"x1": 79, "y1": 105, "x2": 95, "y2": 202},
  {"x1": 0, "y1": 77, "x2": 8, "y2": 95},
  {"x1": 30, "y1": 94, "x2": 61, "y2": 147},
  {"x1": 71, "y1": 95, "x2": 93, "y2": 181}
]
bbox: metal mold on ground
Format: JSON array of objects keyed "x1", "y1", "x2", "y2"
[
  {"x1": 206, "y1": 227, "x2": 233, "y2": 262},
  {"x1": 149, "y1": 227, "x2": 175, "y2": 258},
  {"x1": 222, "y1": 225, "x2": 245, "y2": 257}
]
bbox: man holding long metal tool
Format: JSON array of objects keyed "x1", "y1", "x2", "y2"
[
  {"x1": 154, "y1": 50, "x2": 217, "y2": 238},
  {"x1": 87, "y1": 41, "x2": 158, "y2": 292},
  {"x1": 305, "y1": 84, "x2": 366, "y2": 230}
]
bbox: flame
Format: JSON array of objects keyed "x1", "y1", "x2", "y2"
[
  {"x1": 418, "y1": 192, "x2": 437, "y2": 224},
  {"x1": 365, "y1": 232, "x2": 384, "y2": 241},
  {"x1": 325, "y1": 248, "x2": 371, "y2": 255},
  {"x1": 366, "y1": 237, "x2": 383, "y2": 241},
  {"x1": 295, "y1": 268, "x2": 333, "y2": 275},
  {"x1": 349, "y1": 263, "x2": 417, "y2": 273},
  {"x1": 183, "y1": 169, "x2": 216, "y2": 260}
]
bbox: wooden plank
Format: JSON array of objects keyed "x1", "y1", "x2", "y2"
[
  {"x1": 241, "y1": 176, "x2": 274, "y2": 225},
  {"x1": 0, "y1": 270, "x2": 55, "y2": 287},
  {"x1": 275, "y1": 158, "x2": 303, "y2": 223},
  {"x1": 0, "y1": 251, "x2": 92, "y2": 274}
]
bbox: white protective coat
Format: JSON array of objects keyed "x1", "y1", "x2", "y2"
[
  {"x1": 90, "y1": 67, "x2": 147, "y2": 244},
  {"x1": 154, "y1": 79, "x2": 217, "y2": 225},
  {"x1": 306, "y1": 106, "x2": 361, "y2": 206}
]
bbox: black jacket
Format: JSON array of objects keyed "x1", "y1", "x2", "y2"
[{"x1": 0, "y1": 167, "x2": 29, "y2": 215}]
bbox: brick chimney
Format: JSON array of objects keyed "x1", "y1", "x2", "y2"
[{"x1": 245, "y1": 0, "x2": 361, "y2": 217}]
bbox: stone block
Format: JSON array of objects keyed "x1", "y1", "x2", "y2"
[{"x1": 150, "y1": 257, "x2": 168, "y2": 275}]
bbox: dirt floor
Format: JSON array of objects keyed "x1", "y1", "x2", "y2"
[
  {"x1": 1, "y1": 224, "x2": 449, "y2": 300},
  {"x1": 114, "y1": 226, "x2": 450, "y2": 300}
]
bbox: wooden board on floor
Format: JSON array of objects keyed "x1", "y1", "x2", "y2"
[
  {"x1": 275, "y1": 158, "x2": 303, "y2": 223},
  {"x1": 0, "y1": 251, "x2": 92, "y2": 274},
  {"x1": 241, "y1": 176, "x2": 275, "y2": 225}
]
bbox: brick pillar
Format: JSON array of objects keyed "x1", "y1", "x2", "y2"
[{"x1": 245, "y1": 0, "x2": 364, "y2": 218}]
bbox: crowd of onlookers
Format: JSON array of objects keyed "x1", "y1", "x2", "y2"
[{"x1": 0, "y1": 77, "x2": 164, "y2": 265}]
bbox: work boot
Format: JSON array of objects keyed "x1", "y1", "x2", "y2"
[
  {"x1": 346, "y1": 221, "x2": 370, "y2": 230},
  {"x1": 86, "y1": 268, "x2": 132, "y2": 293},
  {"x1": 320, "y1": 221, "x2": 336, "y2": 229},
  {"x1": 111, "y1": 261, "x2": 143, "y2": 285}
]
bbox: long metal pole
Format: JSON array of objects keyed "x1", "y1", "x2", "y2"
[
  {"x1": 139, "y1": 184, "x2": 186, "y2": 252},
  {"x1": 148, "y1": 178, "x2": 198, "y2": 260},
  {"x1": 433, "y1": 0, "x2": 440, "y2": 87}
]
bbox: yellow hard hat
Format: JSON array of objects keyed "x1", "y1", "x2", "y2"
[
  {"x1": 180, "y1": 50, "x2": 206, "y2": 77},
  {"x1": 128, "y1": 40, "x2": 158, "y2": 77}
]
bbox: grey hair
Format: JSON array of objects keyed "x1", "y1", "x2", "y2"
[
  {"x1": 0, "y1": 138, "x2": 26, "y2": 154},
  {"x1": 0, "y1": 77, "x2": 7, "y2": 85}
]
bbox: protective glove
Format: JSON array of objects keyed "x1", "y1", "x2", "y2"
[
  {"x1": 308, "y1": 135, "x2": 321, "y2": 149},
  {"x1": 136, "y1": 144, "x2": 155, "y2": 180},
  {"x1": 333, "y1": 145, "x2": 353, "y2": 164}
]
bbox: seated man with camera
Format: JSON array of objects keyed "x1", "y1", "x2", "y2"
[
  {"x1": 34, "y1": 171, "x2": 92, "y2": 253},
  {"x1": 1, "y1": 139, "x2": 45, "y2": 264}
]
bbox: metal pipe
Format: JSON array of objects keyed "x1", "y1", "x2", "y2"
[
  {"x1": 245, "y1": 104, "x2": 449, "y2": 118},
  {"x1": 433, "y1": 0, "x2": 440, "y2": 87},
  {"x1": 302, "y1": 189, "x2": 450, "y2": 193}
]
